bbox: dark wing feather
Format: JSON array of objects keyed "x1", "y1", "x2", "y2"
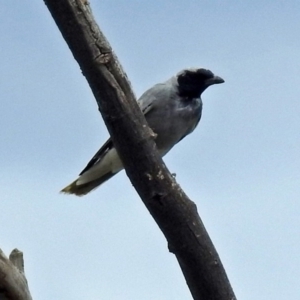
[
  {"x1": 79, "y1": 138, "x2": 114, "y2": 175},
  {"x1": 79, "y1": 89, "x2": 158, "y2": 176}
]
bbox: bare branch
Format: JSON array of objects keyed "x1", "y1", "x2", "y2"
[
  {"x1": 44, "y1": 1, "x2": 236, "y2": 299},
  {"x1": 0, "y1": 249, "x2": 32, "y2": 300}
]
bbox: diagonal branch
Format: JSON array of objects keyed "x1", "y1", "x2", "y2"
[{"x1": 44, "y1": 1, "x2": 236, "y2": 299}]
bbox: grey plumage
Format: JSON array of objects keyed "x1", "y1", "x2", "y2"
[{"x1": 61, "y1": 68, "x2": 224, "y2": 196}]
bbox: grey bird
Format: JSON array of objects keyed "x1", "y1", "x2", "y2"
[{"x1": 61, "y1": 68, "x2": 224, "y2": 196}]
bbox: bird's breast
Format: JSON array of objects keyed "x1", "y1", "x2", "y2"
[{"x1": 148, "y1": 98, "x2": 202, "y2": 155}]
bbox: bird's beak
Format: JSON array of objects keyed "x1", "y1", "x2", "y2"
[{"x1": 206, "y1": 75, "x2": 225, "y2": 85}]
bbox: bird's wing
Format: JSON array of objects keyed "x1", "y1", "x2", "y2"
[
  {"x1": 138, "y1": 83, "x2": 168, "y2": 115},
  {"x1": 79, "y1": 138, "x2": 114, "y2": 175},
  {"x1": 78, "y1": 85, "x2": 165, "y2": 175}
]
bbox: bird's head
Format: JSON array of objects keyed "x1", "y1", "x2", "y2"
[{"x1": 176, "y1": 68, "x2": 224, "y2": 98}]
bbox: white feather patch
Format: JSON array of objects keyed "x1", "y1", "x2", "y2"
[{"x1": 76, "y1": 148, "x2": 123, "y2": 185}]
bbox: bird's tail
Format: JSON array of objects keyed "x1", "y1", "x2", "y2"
[{"x1": 60, "y1": 171, "x2": 115, "y2": 196}]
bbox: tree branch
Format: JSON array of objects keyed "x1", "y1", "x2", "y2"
[
  {"x1": 0, "y1": 249, "x2": 32, "y2": 300},
  {"x1": 44, "y1": 1, "x2": 236, "y2": 299}
]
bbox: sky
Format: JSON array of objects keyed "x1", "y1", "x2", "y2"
[{"x1": 1, "y1": 1, "x2": 300, "y2": 299}]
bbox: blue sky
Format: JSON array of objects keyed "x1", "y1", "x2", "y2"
[{"x1": 1, "y1": 1, "x2": 300, "y2": 299}]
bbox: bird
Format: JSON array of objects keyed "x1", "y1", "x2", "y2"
[{"x1": 61, "y1": 68, "x2": 224, "y2": 196}]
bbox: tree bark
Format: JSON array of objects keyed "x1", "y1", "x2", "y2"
[
  {"x1": 0, "y1": 249, "x2": 32, "y2": 300},
  {"x1": 43, "y1": 1, "x2": 237, "y2": 299}
]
